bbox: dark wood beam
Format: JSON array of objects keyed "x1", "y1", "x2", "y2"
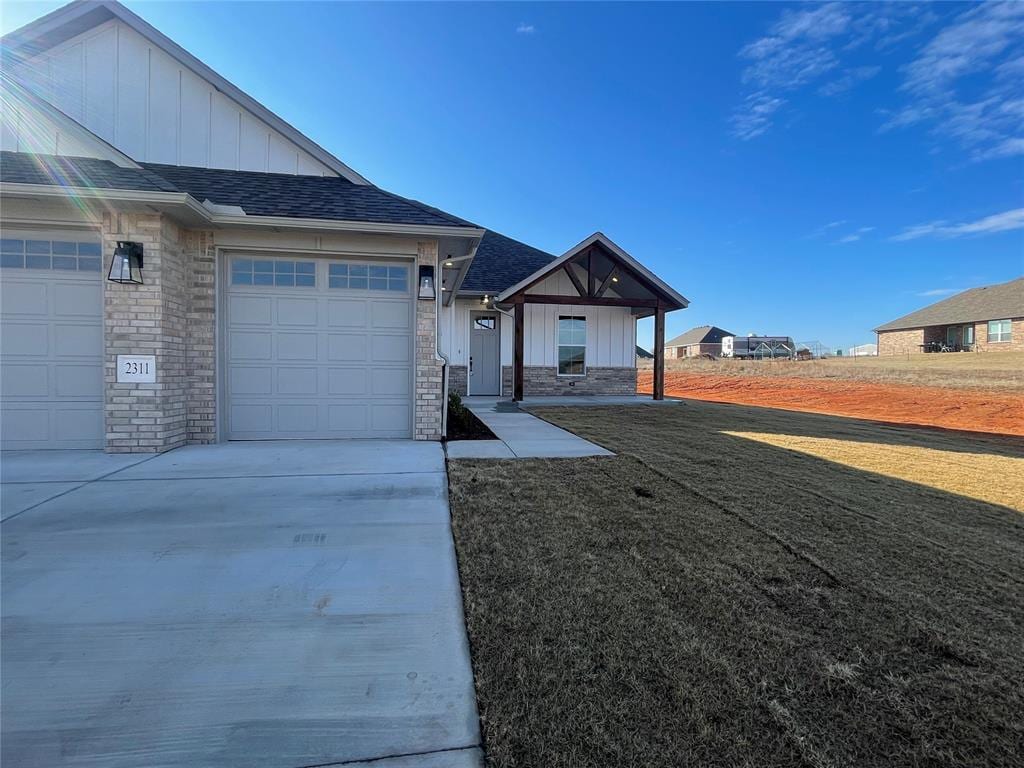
[
  {"x1": 513, "y1": 301, "x2": 524, "y2": 401},
  {"x1": 595, "y1": 266, "x2": 619, "y2": 298},
  {"x1": 587, "y1": 250, "x2": 595, "y2": 297},
  {"x1": 523, "y1": 294, "x2": 658, "y2": 308},
  {"x1": 653, "y1": 307, "x2": 665, "y2": 401},
  {"x1": 563, "y1": 264, "x2": 587, "y2": 297}
]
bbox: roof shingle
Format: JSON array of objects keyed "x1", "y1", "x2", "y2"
[
  {"x1": 461, "y1": 230, "x2": 557, "y2": 294},
  {"x1": 875, "y1": 277, "x2": 1024, "y2": 331}
]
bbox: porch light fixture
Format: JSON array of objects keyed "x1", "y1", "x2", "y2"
[
  {"x1": 418, "y1": 264, "x2": 435, "y2": 300},
  {"x1": 107, "y1": 241, "x2": 144, "y2": 284},
  {"x1": 482, "y1": 294, "x2": 490, "y2": 306}
]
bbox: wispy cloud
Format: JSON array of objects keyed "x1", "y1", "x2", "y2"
[
  {"x1": 890, "y1": 207, "x2": 1024, "y2": 241},
  {"x1": 803, "y1": 219, "x2": 847, "y2": 239},
  {"x1": 880, "y1": 2, "x2": 1024, "y2": 161},
  {"x1": 515, "y1": 22, "x2": 535, "y2": 35},
  {"x1": 730, "y1": 93, "x2": 785, "y2": 140},
  {"x1": 917, "y1": 287, "x2": 965, "y2": 297},
  {"x1": 834, "y1": 226, "x2": 875, "y2": 244},
  {"x1": 818, "y1": 65, "x2": 881, "y2": 96}
]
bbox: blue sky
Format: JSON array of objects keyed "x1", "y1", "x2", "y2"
[{"x1": 4, "y1": 1, "x2": 1022, "y2": 350}]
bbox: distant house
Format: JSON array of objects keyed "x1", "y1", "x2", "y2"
[
  {"x1": 875, "y1": 277, "x2": 1023, "y2": 355},
  {"x1": 722, "y1": 335, "x2": 796, "y2": 359},
  {"x1": 636, "y1": 345, "x2": 654, "y2": 359},
  {"x1": 665, "y1": 326, "x2": 734, "y2": 359}
]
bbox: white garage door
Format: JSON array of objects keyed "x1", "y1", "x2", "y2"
[
  {"x1": 0, "y1": 233, "x2": 105, "y2": 449},
  {"x1": 226, "y1": 255, "x2": 414, "y2": 439}
]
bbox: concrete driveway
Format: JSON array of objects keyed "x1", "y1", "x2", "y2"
[{"x1": 1, "y1": 441, "x2": 482, "y2": 768}]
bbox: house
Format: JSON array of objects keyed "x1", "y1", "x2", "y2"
[
  {"x1": 0, "y1": 0, "x2": 687, "y2": 452},
  {"x1": 848, "y1": 343, "x2": 878, "y2": 357},
  {"x1": 664, "y1": 325, "x2": 733, "y2": 359},
  {"x1": 875, "y1": 278, "x2": 1023, "y2": 355},
  {"x1": 722, "y1": 335, "x2": 795, "y2": 359}
]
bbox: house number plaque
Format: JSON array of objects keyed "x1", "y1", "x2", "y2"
[{"x1": 117, "y1": 355, "x2": 157, "y2": 383}]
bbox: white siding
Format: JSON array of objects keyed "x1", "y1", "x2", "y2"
[
  {"x1": 442, "y1": 298, "x2": 635, "y2": 368},
  {"x1": 12, "y1": 19, "x2": 336, "y2": 176}
]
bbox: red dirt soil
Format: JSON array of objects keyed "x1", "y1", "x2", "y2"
[{"x1": 637, "y1": 371, "x2": 1024, "y2": 437}]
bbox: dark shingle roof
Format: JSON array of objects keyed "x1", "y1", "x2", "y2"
[
  {"x1": 0, "y1": 152, "x2": 477, "y2": 229},
  {"x1": 141, "y1": 163, "x2": 476, "y2": 228},
  {"x1": 666, "y1": 325, "x2": 734, "y2": 347},
  {"x1": 636, "y1": 345, "x2": 653, "y2": 358},
  {"x1": 461, "y1": 230, "x2": 557, "y2": 294},
  {"x1": 875, "y1": 277, "x2": 1024, "y2": 332},
  {"x1": 0, "y1": 151, "x2": 178, "y2": 192}
]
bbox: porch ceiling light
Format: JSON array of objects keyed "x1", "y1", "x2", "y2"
[{"x1": 107, "y1": 241, "x2": 144, "y2": 284}]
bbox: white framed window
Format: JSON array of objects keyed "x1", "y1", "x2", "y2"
[
  {"x1": 473, "y1": 316, "x2": 496, "y2": 330},
  {"x1": 987, "y1": 319, "x2": 1012, "y2": 343},
  {"x1": 0, "y1": 237, "x2": 102, "y2": 272},
  {"x1": 558, "y1": 316, "x2": 586, "y2": 376},
  {"x1": 231, "y1": 258, "x2": 315, "y2": 287},
  {"x1": 328, "y1": 263, "x2": 408, "y2": 292}
]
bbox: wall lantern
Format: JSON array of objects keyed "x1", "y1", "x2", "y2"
[
  {"x1": 417, "y1": 264, "x2": 435, "y2": 300},
  {"x1": 107, "y1": 241, "x2": 144, "y2": 284}
]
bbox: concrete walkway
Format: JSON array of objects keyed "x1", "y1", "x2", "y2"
[
  {"x1": 1, "y1": 441, "x2": 482, "y2": 768},
  {"x1": 448, "y1": 399, "x2": 614, "y2": 459}
]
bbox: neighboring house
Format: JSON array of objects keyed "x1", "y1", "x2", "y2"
[
  {"x1": 636, "y1": 345, "x2": 653, "y2": 359},
  {"x1": 722, "y1": 335, "x2": 796, "y2": 359},
  {"x1": 0, "y1": 1, "x2": 686, "y2": 452},
  {"x1": 665, "y1": 325, "x2": 733, "y2": 359},
  {"x1": 875, "y1": 278, "x2": 1023, "y2": 355},
  {"x1": 848, "y1": 343, "x2": 878, "y2": 357}
]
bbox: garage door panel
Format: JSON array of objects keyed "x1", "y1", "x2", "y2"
[
  {"x1": 276, "y1": 368, "x2": 318, "y2": 395},
  {"x1": 227, "y1": 256, "x2": 412, "y2": 439},
  {"x1": 54, "y1": 365, "x2": 103, "y2": 397},
  {"x1": 54, "y1": 407, "x2": 104, "y2": 442},
  {"x1": 277, "y1": 333, "x2": 317, "y2": 361},
  {"x1": 372, "y1": 301, "x2": 410, "y2": 328},
  {"x1": 230, "y1": 295, "x2": 273, "y2": 325},
  {"x1": 2, "y1": 364, "x2": 48, "y2": 397},
  {"x1": 230, "y1": 331, "x2": 272, "y2": 361},
  {"x1": 1, "y1": 281, "x2": 48, "y2": 315},
  {"x1": 327, "y1": 299, "x2": 367, "y2": 328},
  {"x1": 327, "y1": 334, "x2": 368, "y2": 362},
  {"x1": 231, "y1": 367, "x2": 273, "y2": 395},
  {"x1": 372, "y1": 335, "x2": 411, "y2": 363},
  {"x1": 276, "y1": 297, "x2": 317, "y2": 326},
  {"x1": 1, "y1": 323, "x2": 49, "y2": 356},
  {"x1": 53, "y1": 283, "x2": 102, "y2": 317},
  {"x1": 54, "y1": 324, "x2": 102, "y2": 356},
  {"x1": 2, "y1": 408, "x2": 50, "y2": 442}
]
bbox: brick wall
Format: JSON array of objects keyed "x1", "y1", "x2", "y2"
[
  {"x1": 102, "y1": 212, "x2": 188, "y2": 452},
  {"x1": 448, "y1": 364, "x2": 468, "y2": 396},
  {"x1": 971, "y1": 318, "x2": 1024, "y2": 353},
  {"x1": 877, "y1": 328, "x2": 924, "y2": 355},
  {"x1": 414, "y1": 241, "x2": 443, "y2": 440},
  {"x1": 879, "y1": 320, "x2": 1023, "y2": 355},
  {"x1": 520, "y1": 366, "x2": 637, "y2": 396},
  {"x1": 186, "y1": 230, "x2": 216, "y2": 443},
  {"x1": 502, "y1": 365, "x2": 513, "y2": 396}
]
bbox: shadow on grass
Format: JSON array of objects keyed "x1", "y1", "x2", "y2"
[{"x1": 448, "y1": 401, "x2": 1024, "y2": 768}]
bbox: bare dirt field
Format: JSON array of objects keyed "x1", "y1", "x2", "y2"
[
  {"x1": 448, "y1": 403, "x2": 1024, "y2": 767},
  {"x1": 638, "y1": 353, "x2": 1024, "y2": 436}
]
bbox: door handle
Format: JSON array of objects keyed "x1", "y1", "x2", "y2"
[{"x1": 469, "y1": 356, "x2": 473, "y2": 373}]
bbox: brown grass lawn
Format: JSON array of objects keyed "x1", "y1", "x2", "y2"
[{"x1": 448, "y1": 402, "x2": 1024, "y2": 767}]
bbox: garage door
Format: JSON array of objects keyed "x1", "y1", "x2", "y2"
[
  {"x1": 0, "y1": 232, "x2": 105, "y2": 449},
  {"x1": 226, "y1": 255, "x2": 414, "y2": 439}
]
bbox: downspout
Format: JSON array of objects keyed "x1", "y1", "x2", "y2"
[{"x1": 488, "y1": 299, "x2": 516, "y2": 399}]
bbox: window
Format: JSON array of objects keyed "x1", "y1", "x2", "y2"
[
  {"x1": 473, "y1": 316, "x2": 496, "y2": 330},
  {"x1": 964, "y1": 325, "x2": 975, "y2": 346},
  {"x1": 232, "y1": 258, "x2": 315, "y2": 287},
  {"x1": 988, "y1": 319, "x2": 1012, "y2": 343},
  {"x1": 0, "y1": 238, "x2": 102, "y2": 272},
  {"x1": 558, "y1": 316, "x2": 586, "y2": 376},
  {"x1": 329, "y1": 263, "x2": 407, "y2": 292}
]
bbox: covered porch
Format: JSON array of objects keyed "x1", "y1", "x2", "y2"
[{"x1": 493, "y1": 232, "x2": 688, "y2": 402}]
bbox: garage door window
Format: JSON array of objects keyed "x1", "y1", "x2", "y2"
[
  {"x1": 232, "y1": 258, "x2": 315, "y2": 287},
  {"x1": 1, "y1": 238, "x2": 102, "y2": 271},
  {"x1": 329, "y1": 263, "x2": 408, "y2": 292}
]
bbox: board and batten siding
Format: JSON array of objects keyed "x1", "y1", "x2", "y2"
[
  {"x1": 9, "y1": 19, "x2": 335, "y2": 176},
  {"x1": 443, "y1": 295, "x2": 636, "y2": 369}
]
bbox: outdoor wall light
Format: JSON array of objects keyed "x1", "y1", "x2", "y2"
[
  {"x1": 107, "y1": 241, "x2": 144, "y2": 284},
  {"x1": 418, "y1": 264, "x2": 435, "y2": 300}
]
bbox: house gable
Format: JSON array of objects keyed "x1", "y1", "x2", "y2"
[{"x1": 3, "y1": 1, "x2": 368, "y2": 180}]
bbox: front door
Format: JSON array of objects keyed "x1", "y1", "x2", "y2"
[{"x1": 469, "y1": 312, "x2": 500, "y2": 395}]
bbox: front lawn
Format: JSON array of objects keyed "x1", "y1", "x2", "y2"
[{"x1": 448, "y1": 401, "x2": 1024, "y2": 767}]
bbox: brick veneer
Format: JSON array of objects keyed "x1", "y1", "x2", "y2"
[
  {"x1": 519, "y1": 366, "x2": 637, "y2": 396},
  {"x1": 414, "y1": 241, "x2": 443, "y2": 440},
  {"x1": 448, "y1": 365, "x2": 468, "y2": 396},
  {"x1": 102, "y1": 212, "x2": 188, "y2": 452},
  {"x1": 878, "y1": 320, "x2": 1023, "y2": 355},
  {"x1": 186, "y1": 230, "x2": 216, "y2": 443}
]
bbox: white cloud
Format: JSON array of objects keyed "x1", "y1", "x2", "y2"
[
  {"x1": 890, "y1": 208, "x2": 1024, "y2": 241},
  {"x1": 515, "y1": 23, "x2": 535, "y2": 34},
  {"x1": 730, "y1": 93, "x2": 785, "y2": 141},
  {"x1": 917, "y1": 287, "x2": 965, "y2": 297},
  {"x1": 833, "y1": 226, "x2": 876, "y2": 244},
  {"x1": 818, "y1": 65, "x2": 881, "y2": 96}
]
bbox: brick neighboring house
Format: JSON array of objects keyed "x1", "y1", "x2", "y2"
[
  {"x1": 665, "y1": 325, "x2": 734, "y2": 359},
  {"x1": 0, "y1": 0, "x2": 687, "y2": 452},
  {"x1": 875, "y1": 277, "x2": 1024, "y2": 355}
]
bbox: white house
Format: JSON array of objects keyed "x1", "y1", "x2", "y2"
[{"x1": 0, "y1": 0, "x2": 686, "y2": 452}]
